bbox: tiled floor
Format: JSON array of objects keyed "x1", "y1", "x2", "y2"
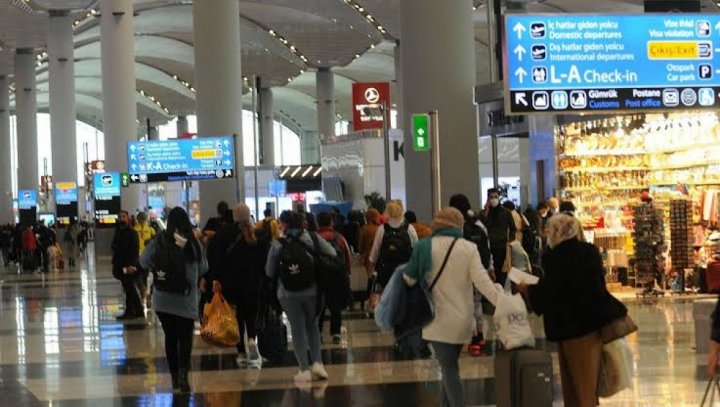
[{"x1": 0, "y1": 245, "x2": 717, "y2": 406}]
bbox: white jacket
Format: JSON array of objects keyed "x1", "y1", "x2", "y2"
[{"x1": 406, "y1": 236, "x2": 499, "y2": 344}]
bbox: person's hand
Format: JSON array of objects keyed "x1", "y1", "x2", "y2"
[
  {"x1": 199, "y1": 277, "x2": 207, "y2": 294},
  {"x1": 212, "y1": 280, "x2": 222, "y2": 294},
  {"x1": 516, "y1": 282, "x2": 530, "y2": 295},
  {"x1": 124, "y1": 266, "x2": 137, "y2": 275},
  {"x1": 709, "y1": 340, "x2": 720, "y2": 377}
]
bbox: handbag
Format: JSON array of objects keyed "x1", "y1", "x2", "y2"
[
  {"x1": 366, "y1": 278, "x2": 383, "y2": 314},
  {"x1": 600, "y1": 314, "x2": 638, "y2": 344},
  {"x1": 597, "y1": 337, "x2": 634, "y2": 397},
  {"x1": 701, "y1": 375, "x2": 720, "y2": 406},
  {"x1": 414, "y1": 238, "x2": 459, "y2": 327}
]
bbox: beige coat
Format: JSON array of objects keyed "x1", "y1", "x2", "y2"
[{"x1": 406, "y1": 236, "x2": 499, "y2": 344}]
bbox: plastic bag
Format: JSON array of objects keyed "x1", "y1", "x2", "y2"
[
  {"x1": 598, "y1": 337, "x2": 634, "y2": 398},
  {"x1": 493, "y1": 282, "x2": 535, "y2": 350},
  {"x1": 201, "y1": 292, "x2": 241, "y2": 347},
  {"x1": 366, "y1": 277, "x2": 383, "y2": 315}
]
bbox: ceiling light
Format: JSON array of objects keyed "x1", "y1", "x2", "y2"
[
  {"x1": 291, "y1": 167, "x2": 302, "y2": 178},
  {"x1": 312, "y1": 167, "x2": 322, "y2": 177},
  {"x1": 302, "y1": 166, "x2": 313, "y2": 177}
]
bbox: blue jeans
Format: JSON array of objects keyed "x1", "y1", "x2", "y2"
[
  {"x1": 430, "y1": 341, "x2": 464, "y2": 407},
  {"x1": 279, "y1": 295, "x2": 322, "y2": 371}
]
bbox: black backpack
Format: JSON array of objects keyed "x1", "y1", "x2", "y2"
[
  {"x1": 277, "y1": 235, "x2": 316, "y2": 291},
  {"x1": 311, "y1": 232, "x2": 350, "y2": 308},
  {"x1": 151, "y1": 233, "x2": 190, "y2": 294},
  {"x1": 377, "y1": 222, "x2": 412, "y2": 275},
  {"x1": 464, "y1": 218, "x2": 492, "y2": 270}
]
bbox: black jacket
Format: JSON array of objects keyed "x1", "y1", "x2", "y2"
[
  {"x1": 529, "y1": 238, "x2": 627, "y2": 342},
  {"x1": 712, "y1": 296, "x2": 720, "y2": 342},
  {"x1": 210, "y1": 222, "x2": 263, "y2": 304},
  {"x1": 481, "y1": 206, "x2": 517, "y2": 246},
  {"x1": 111, "y1": 226, "x2": 139, "y2": 270}
]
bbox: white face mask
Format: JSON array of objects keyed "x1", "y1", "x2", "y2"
[{"x1": 489, "y1": 198, "x2": 500, "y2": 208}]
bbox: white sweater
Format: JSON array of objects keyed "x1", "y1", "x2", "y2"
[{"x1": 406, "y1": 236, "x2": 499, "y2": 344}]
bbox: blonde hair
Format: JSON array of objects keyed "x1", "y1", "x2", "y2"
[{"x1": 386, "y1": 202, "x2": 403, "y2": 221}]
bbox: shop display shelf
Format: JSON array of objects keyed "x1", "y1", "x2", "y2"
[
  {"x1": 649, "y1": 160, "x2": 720, "y2": 171},
  {"x1": 649, "y1": 180, "x2": 720, "y2": 186},
  {"x1": 564, "y1": 186, "x2": 648, "y2": 193},
  {"x1": 559, "y1": 149, "x2": 645, "y2": 158},
  {"x1": 560, "y1": 166, "x2": 650, "y2": 174}
]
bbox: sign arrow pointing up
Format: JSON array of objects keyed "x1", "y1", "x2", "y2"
[
  {"x1": 715, "y1": 21, "x2": 720, "y2": 31},
  {"x1": 512, "y1": 22, "x2": 526, "y2": 39},
  {"x1": 514, "y1": 67, "x2": 528, "y2": 83},
  {"x1": 513, "y1": 45, "x2": 527, "y2": 61}
]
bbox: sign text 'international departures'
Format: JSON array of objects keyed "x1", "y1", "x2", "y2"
[
  {"x1": 505, "y1": 14, "x2": 720, "y2": 114},
  {"x1": 352, "y1": 82, "x2": 391, "y2": 131},
  {"x1": 127, "y1": 136, "x2": 235, "y2": 183}
]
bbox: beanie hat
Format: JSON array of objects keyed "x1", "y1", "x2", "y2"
[
  {"x1": 233, "y1": 203, "x2": 251, "y2": 223},
  {"x1": 449, "y1": 194, "x2": 471, "y2": 216},
  {"x1": 431, "y1": 207, "x2": 464, "y2": 231}
]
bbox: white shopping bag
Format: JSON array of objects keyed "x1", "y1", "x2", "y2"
[
  {"x1": 493, "y1": 282, "x2": 535, "y2": 350},
  {"x1": 598, "y1": 337, "x2": 634, "y2": 398}
]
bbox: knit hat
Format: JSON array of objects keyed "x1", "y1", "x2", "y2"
[
  {"x1": 233, "y1": 203, "x2": 251, "y2": 223},
  {"x1": 431, "y1": 207, "x2": 464, "y2": 231}
]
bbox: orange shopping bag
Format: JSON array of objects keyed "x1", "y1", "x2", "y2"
[{"x1": 201, "y1": 292, "x2": 241, "y2": 347}]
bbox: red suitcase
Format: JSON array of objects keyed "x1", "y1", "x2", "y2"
[{"x1": 706, "y1": 261, "x2": 720, "y2": 293}]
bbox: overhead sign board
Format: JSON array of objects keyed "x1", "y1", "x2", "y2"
[
  {"x1": 93, "y1": 172, "x2": 121, "y2": 200},
  {"x1": 352, "y1": 82, "x2": 391, "y2": 131},
  {"x1": 18, "y1": 189, "x2": 37, "y2": 210},
  {"x1": 268, "y1": 179, "x2": 287, "y2": 197},
  {"x1": 55, "y1": 182, "x2": 78, "y2": 204},
  {"x1": 127, "y1": 136, "x2": 235, "y2": 183},
  {"x1": 505, "y1": 14, "x2": 720, "y2": 114}
]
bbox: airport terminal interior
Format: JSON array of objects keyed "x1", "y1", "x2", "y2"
[{"x1": 2, "y1": 0, "x2": 720, "y2": 406}]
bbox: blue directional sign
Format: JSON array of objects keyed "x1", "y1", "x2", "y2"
[
  {"x1": 127, "y1": 136, "x2": 235, "y2": 183},
  {"x1": 505, "y1": 14, "x2": 720, "y2": 113},
  {"x1": 18, "y1": 189, "x2": 37, "y2": 210},
  {"x1": 93, "y1": 172, "x2": 121, "y2": 200},
  {"x1": 268, "y1": 179, "x2": 287, "y2": 197}
]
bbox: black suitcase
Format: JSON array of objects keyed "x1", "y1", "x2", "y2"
[{"x1": 494, "y1": 348, "x2": 553, "y2": 407}]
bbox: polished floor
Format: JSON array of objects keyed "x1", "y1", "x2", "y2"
[{"x1": 0, "y1": 245, "x2": 716, "y2": 406}]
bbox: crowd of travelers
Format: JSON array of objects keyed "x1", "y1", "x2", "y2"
[{"x1": 101, "y1": 191, "x2": 635, "y2": 406}]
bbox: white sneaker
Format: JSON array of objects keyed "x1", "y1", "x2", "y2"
[
  {"x1": 248, "y1": 339, "x2": 261, "y2": 362},
  {"x1": 311, "y1": 362, "x2": 328, "y2": 380},
  {"x1": 294, "y1": 370, "x2": 312, "y2": 384}
]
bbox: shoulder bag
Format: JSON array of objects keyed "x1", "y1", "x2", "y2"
[{"x1": 413, "y1": 237, "x2": 460, "y2": 327}]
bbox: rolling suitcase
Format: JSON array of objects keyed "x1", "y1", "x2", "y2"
[{"x1": 494, "y1": 348, "x2": 553, "y2": 407}]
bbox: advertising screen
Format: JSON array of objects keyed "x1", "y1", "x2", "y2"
[
  {"x1": 127, "y1": 136, "x2": 235, "y2": 183},
  {"x1": 93, "y1": 173, "x2": 121, "y2": 199},
  {"x1": 18, "y1": 189, "x2": 37, "y2": 210},
  {"x1": 505, "y1": 14, "x2": 720, "y2": 114}
]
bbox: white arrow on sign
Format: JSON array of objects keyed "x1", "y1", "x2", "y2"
[
  {"x1": 513, "y1": 45, "x2": 527, "y2": 61},
  {"x1": 515, "y1": 93, "x2": 528, "y2": 106},
  {"x1": 514, "y1": 67, "x2": 528, "y2": 83},
  {"x1": 130, "y1": 145, "x2": 136, "y2": 152},
  {"x1": 513, "y1": 22, "x2": 526, "y2": 39},
  {"x1": 417, "y1": 127, "x2": 425, "y2": 137},
  {"x1": 715, "y1": 21, "x2": 720, "y2": 31},
  {"x1": 130, "y1": 174, "x2": 140, "y2": 182}
]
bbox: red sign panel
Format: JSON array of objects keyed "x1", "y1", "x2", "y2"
[{"x1": 352, "y1": 82, "x2": 391, "y2": 131}]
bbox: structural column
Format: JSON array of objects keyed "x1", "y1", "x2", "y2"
[
  {"x1": 0, "y1": 76, "x2": 12, "y2": 224},
  {"x1": 48, "y1": 10, "x2": 78, "y2": 194},
  {"x1": 316, "y1": 68, "x2": 335, "y2": 140},
  {"x1": 260, "y1": 88, "x2": 275, "y2": 166},
  {"x1": 100, "y1": 0, "x2": 140, "y2": 212},
  {"x1": 15, "y1": 49, "x2": 39, "y2": 196},
  {"x1": 400, "y1": 0, "x2": 478, "y2": 221},
  {"x1": 393, "y1": 41, "x2": 404, "y2": 130},
  {"x1": 193, "y1": 0, "x2": 244, "y2": 223},
  {"x1": 176, "y1": 115, "x2": 188, "y2": 138}
]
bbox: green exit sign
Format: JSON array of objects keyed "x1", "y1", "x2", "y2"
[
  {"x1": 120, "y1": 172, "x2": 130, "y2": 188},
  {"x1": 412, "y1": 113, "x2": 430, "y2": 152}
]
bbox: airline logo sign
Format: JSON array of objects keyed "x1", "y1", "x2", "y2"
[
  {"x1": 352, "y1": 82, "x2": 391, "y2": 131},
  {"x1": 505, "y1": 14, "x2": 720, "y2": 114}
]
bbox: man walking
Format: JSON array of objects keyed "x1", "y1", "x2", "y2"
[
  {"x1": 112, "y1": 210, "x2": 142, "y2": 320},
  {"x1": 480, "y1": 188, "x2": 516, "y2": 286}
]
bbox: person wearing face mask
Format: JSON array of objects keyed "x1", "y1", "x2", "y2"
[
  {"x1": 112, "y1": 210, "x2": 142, "y2": 320},
  {"x1": 480, "y1": 188, "x2": 517, "y2": 286}
]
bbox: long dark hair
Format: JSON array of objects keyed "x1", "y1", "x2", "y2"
[{"x1": 166, "y1": 207, "x2": 200, "y2": 261}]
